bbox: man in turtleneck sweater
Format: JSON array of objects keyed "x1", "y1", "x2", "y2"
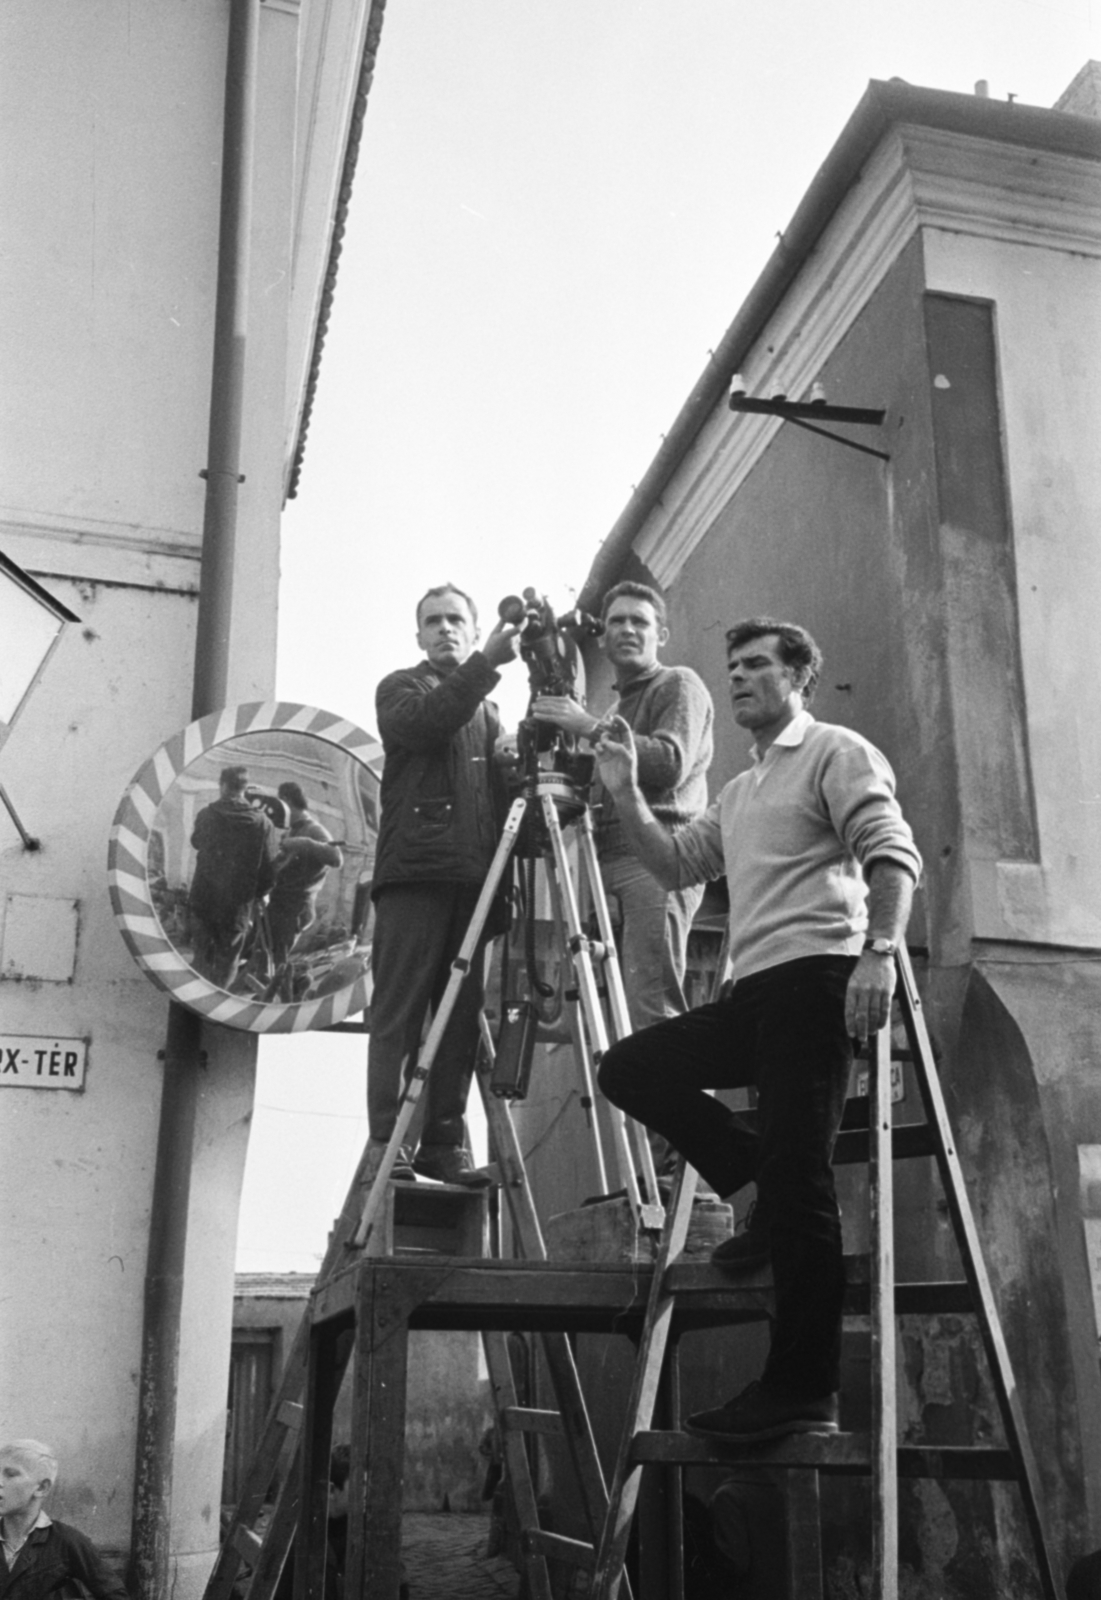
[{"x1": 533, "y1": 580, "x2": 714, "y2": 1035}]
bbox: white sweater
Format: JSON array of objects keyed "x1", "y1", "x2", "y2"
[{"x1": 673, "y1": 712, "x2": 922, "y2": 982}]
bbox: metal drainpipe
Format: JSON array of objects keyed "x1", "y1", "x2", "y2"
[{"x1": 129, "y1": 4, "x2": 261, "y2": 1597}]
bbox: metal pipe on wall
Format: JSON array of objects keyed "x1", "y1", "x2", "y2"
[{"x1": 129, "y1": 4, "x2": 261, "y2": 1595}]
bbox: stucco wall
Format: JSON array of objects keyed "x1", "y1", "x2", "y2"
[{"x1": 0, "y1": 2, "x2": 297, "y2": 1585}]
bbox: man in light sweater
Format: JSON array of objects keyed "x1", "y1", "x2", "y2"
[
  {"x1": 532, "y1": 580, "x2": 714, "y2": 1031},
  {"x1": 594, "y1": 617, "x2": 921, "y2": 1444}
]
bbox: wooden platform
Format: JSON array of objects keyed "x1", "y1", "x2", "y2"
[{"x1": 300, "y1": 1254, "x2": 991, "y2": 1600}]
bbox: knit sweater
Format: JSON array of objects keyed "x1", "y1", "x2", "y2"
[
  {"x1": 673, "y1": 712, "x2": 922, "y2": 981},
  {"x1": 595, "y1": 663, "x2": 714, "y2": 855}
]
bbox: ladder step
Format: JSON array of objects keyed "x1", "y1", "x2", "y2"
[
  {"x1": 276, "y1": 1399, "x2": 303, "y2": 1431},
  {"x1": 231, "y1": 1526, "x2": 264, "y2": 1566},
  {"x1": 833, "y1": 1121, "x2": 936, "y2": 1164},
  {"x1": 629, "y1": 1432, "x2": 1019, "y2": 1480},
  {"x1": 501, "y1": 1405, "x2": 565, "y2": 1437},
  {"x1": 524, "y1": 1529, "x2": 596, "y2": 1569}
]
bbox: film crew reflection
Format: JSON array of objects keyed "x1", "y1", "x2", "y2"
[
  {"x1": 532, "y1": 580, "x2": 714, "y2": 1032},
  {"x1": 266, "y1": 782, "x2": 343, "y2": 979},
  {"x1": 364, "y1": 584, "x2": 520, "y2": 1187},
  {"x1": 187, "y1": 765, "x2": 279, "y2": 989},
  {"x1": 595, "y1": 618, "x2": 922, "y2": 1446}
]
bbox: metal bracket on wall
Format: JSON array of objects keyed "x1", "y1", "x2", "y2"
[
  {"x1": 0, "y1": 782, "x2": 41, "y2": 850},
  {"x1": 729, "y1": 390, "x2": 890, "y2": 461}
]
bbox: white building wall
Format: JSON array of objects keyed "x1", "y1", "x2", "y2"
[
  {"x1": 923, "y1": 229, "x2": 1101, "y2": 947},
  {"x1": 0, "y1": 0, "x2": 323, "y2": 1582}
]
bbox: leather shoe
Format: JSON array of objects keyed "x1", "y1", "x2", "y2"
[
  {"x1": 685, "y1": 1379, "x2": 839, "y2": 1443},
  {"x1": 412, "y1": 1144, "x2": 494, "y2": 1186},
  {"x1": 710, "y1": 1200, "x2": 769, "y2": 1273},
  {"x1": 363, "y1": 1138, "x2": 417, "y2": 1185}
]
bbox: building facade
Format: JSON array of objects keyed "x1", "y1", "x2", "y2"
[
  {"x1": 0, "y1": 3, "x2": 383, "y2": 1594},
  {"x1": 563, "y1": 71, "x2": 1101, "y2": 1595}
]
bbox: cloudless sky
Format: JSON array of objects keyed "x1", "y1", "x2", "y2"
[{"x1": 235, "y1": 0, "x2": 1100, "y2": 1272}]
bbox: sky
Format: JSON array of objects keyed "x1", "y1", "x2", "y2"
[{"x1": 234, "y1": 0, "x2": 1100, "y2": 1273}]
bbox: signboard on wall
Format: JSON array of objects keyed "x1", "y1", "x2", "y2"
[{"x1": 0, "y1": 1034, "x2": 87, "y2": 1089}]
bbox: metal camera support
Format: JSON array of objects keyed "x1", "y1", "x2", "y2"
[{"x1": 352, "y1": 723, "x2": 665, "y2": 1253}]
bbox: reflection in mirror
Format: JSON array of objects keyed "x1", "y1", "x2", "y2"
[{"x1": 148, "y1": 728, "x2": 379, "y2": 1007}]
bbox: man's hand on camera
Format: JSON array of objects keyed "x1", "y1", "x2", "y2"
[
  {"x1": 593, "y1": 714, "x2": 639, "y2": 796},
  {"x1": 482, "y1": 617, "x2": 521, "y2": 668},
  {"x1": 530, "y1": 695, "x2": 602, "y2": 740}
]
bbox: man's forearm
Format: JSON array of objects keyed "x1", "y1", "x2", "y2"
[
  {"x1": 865, "y1": 860, "x2": 915, "y2": 942},
  {"x1": 605, "y1": 784, "x2": 682, "y2": 887}
]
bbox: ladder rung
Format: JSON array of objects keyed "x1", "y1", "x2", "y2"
[
  {"x1": 833, "y1": 1121, "x2": 935, "y2": 1164},
  {"x1": 276, "y1": 1399, "x2": 303, "y2": 1431},
  {"x1": 629, "y1": 1432, "x2": 1019, "y2": 1480},
  {"x1": 842, "y1": 1271, "x2": 973, "y2": 1315},
  {"x1": 524, "y1": 1529, "x2": 596, "y2": 1569},
  {"x1": 501, "y1": 1405, "x2": 565, "y2": 1437},
  {"x1": 231, "y1": 1526, "x2": 263, "y2": 1566}
]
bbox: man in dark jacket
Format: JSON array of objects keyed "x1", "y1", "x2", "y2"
[
  {"x1": 366, "y1": 584, "x2": 519, "y2": 1185},
  {"x1": 187, "y1": 765, "x2": 279, "y2": 988},
  {"x1": 0, "y1": 1440, "x2": 128, "y2": 1600}
]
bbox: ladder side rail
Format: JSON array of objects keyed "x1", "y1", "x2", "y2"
[
  {"x1": 242, "y1": 1488, "x2": 300, "y2": 1600},
  {"x1": 292, "y1": 1318, "x2": 348, "y2": 1600},
  {"x1": 784, "y1": 1471, "x2": 825, "y2": 1600},
  {"x1": 349, "y1": 1270, "x2": 409, "y2": 1600},
  {"x1": 590, "y1": 1163, "x2": 701, "y2": 1600},
  {"x1": 575, "y1": 813, "x2": 663, "y2": 1209},
  {"x1": 483, "y1": 1331, "x2": 557, "y2": 1600},
  {"x1": 352, "y1": 796, "x2": 526, "y2": 1250},
  {"x1": 868, "y1": 1018, "x2": 900, "y2": 1599},
  {"x1": 894, "y1": 945, "x2": 1060, "y2": 1600}
]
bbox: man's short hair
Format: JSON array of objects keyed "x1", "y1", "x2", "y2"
[
  {"x1": 220, "y1": 765, "x2": 249, "y2": 795},
  {"x1": 724, "y1": 616, "x2": 823, "y2": 704},
  {"x1": 600, "y1": 580, "x2": 667, "y2": 627},
  {"x1": 0, "y1": 1439, "x2": 58, "y2": 1486},
  {"x1": 415, "y1": 584, "x2": 478, "y2": 628},
  {"x1": 278, "y1": 781, "x2": 308, "y2": 811}
]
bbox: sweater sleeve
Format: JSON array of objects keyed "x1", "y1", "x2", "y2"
[
  {"x1": 631, "y1": 670, "x2": 713, "y2": 793},
  {"x1": 670, "y1": 797, "x2": 726, "y2": 887},
  {"x1": 376, "y1": 654, "x2": 501, "y2": 752},
  {"x1": 819, "y1": 738, "x2": 923, "y2": 883}
]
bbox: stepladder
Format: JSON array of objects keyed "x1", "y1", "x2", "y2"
[
  {"x1": 585, "y1": 941, "x2": 1060, "y2": 1600},
  {"x1": 205, "y1": 776, "x2": 656, "y2": 1600}
]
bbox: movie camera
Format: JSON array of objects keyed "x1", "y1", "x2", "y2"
[{"x1": 497, "y1": 588, "x2": 603, "y2": 703}]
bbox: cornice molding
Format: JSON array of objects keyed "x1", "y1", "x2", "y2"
[
  {"x1": 0, "y1": 508, "x2": 201, "y2": 593},
  {"x1": 635, "y1": 125, "x2": 1101, "y2": 590}
]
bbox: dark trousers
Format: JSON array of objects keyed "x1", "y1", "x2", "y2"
[
  {"x1": 367, "y1": 882, "x2": 487, "y2": 1148},
  {"x1": 598, "y1": 954, "x2": 856, "y2": 1397}
]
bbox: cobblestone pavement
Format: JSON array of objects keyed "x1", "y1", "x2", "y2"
[{"x1": 401, "y1": 1512, "x2": 520, "y2": 1599}]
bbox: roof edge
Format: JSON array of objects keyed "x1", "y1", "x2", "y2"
[{"x1": 578, "y1": 77, "x2": 1101, "y2": 611}]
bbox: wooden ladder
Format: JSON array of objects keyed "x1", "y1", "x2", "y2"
[
  {"x1": 586, "y1": 941, "x2": 1060, "y2": 1600},
  {"x1": 204, "y1": 1041, "x2": 636, "y2": 1600}
]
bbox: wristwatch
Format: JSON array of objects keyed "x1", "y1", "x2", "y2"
[{"x1": 863, "y1": 937, "x2": 898, "y2": 957}]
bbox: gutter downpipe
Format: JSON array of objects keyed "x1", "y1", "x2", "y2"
[{"x1": 129, "y1": 5, "x2": 261, "y2": 1598}]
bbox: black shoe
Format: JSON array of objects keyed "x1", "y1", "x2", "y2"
[
  {"x1": 364, "y1": 1139, "x2": 418, "y2": 1184},
  {"x1": 412, "y1": 1144, "x2": 495, "y2": 1186},
  {"x1": 710, "y1": 1200, "x2": 770, "y2": 1273},
  {"x1": 685, "y1": 1379, "x2": 839, "y2": 1443}
]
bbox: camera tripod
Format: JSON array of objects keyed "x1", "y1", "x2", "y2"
[{"x1": 352, "y1": 738, "x2": 666, "y2": 1250}]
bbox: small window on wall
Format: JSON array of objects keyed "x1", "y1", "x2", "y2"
[{"x1": 923, "y1": 293, "x2": 1038, "y2": 864}]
